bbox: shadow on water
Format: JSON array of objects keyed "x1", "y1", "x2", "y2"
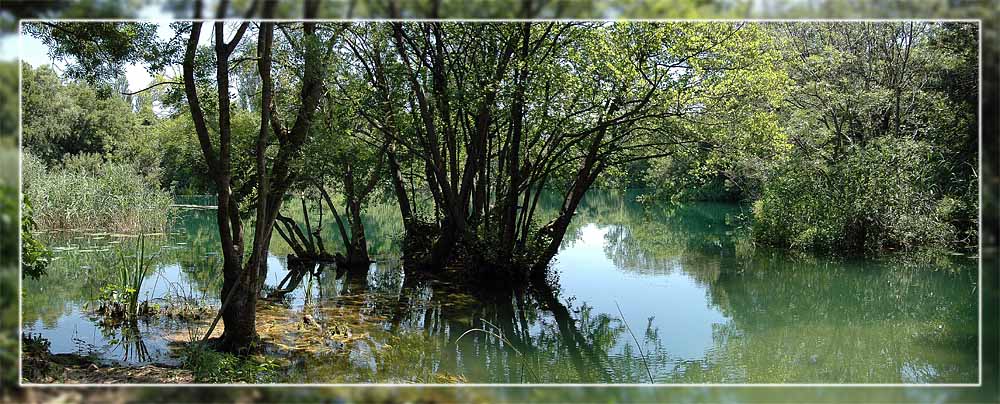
[{"x1": 21, "y1": 190, "x2": 978, "y2": 383}]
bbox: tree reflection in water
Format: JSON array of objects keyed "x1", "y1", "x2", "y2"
[{"x1": 22, "y1": 190, "x2": 977, "y2": 383}]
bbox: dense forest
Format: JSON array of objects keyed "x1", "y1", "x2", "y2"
[{"x1": 19, "y1": 16, "x2": 977, "y2": 365}]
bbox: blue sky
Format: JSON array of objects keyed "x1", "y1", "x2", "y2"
[
  {"x1": 0, "y1": 6, "x2": 225, "y2": 93},
  {"x1": 3, "y1": 22, "x2": 240, "y2": 94}
]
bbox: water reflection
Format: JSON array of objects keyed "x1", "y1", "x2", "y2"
[{"x1": 22, "y1": 191, "x2": 977, "y2": 383}]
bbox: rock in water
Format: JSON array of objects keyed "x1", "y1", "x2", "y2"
[{"x1": 303, "y1": 314, "x2": 323, "y2": 331}]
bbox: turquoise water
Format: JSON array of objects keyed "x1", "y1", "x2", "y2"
[{"x1": 21, "y1": 191, "x2": 978, "y2": 383}]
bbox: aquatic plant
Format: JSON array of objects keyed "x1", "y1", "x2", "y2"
[{"x1": 96, "y1": 233, "x2": 157, "y2": 321}]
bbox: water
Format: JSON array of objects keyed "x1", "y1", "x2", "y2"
[{"x1": 21, "y1": 191, "x2": 978, "y2": 383}]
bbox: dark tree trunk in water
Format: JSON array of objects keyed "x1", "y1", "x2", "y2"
[
  {"x1": 530, "y1": 188, "x2": 592, "y2": 277},
  {"x1": 183, "y1": 15, "x2": 259, "y2": 352},
  {"x1": 530, "y1": 101, "x2": 616, "y2": 276},
  {"x1": 355, "y1": 20, "x2": 670, "y2": 287},
  {"x1": 218, "y1": 257, "x2": 258, "y2": 351},
  {"x1": 344, "y1": 164, "x2": 371, "y2": 266},
  {"x1": 347, "y1": 204, "x2": 369, "y2": 266},
  {"x1": 386, "y1": 147, "x2": 414, "y2": 231},
  {"x1": 183, "y1": 0, "x2": 324, "y2": 353}
]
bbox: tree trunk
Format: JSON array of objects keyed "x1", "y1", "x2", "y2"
[
  {"x1": 343, "y1": 164, "x2": 370, "y2": 266},
  {"x1": 386, "y1": 146, "x2": 414, "y2": 231},
  {"x1": 218, "y1": 258, "x2": 258, "y2": 352}
]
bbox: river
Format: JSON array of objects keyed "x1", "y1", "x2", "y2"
[{"x1": 21, "y1": 190, "x2": 978, "y2": 383}]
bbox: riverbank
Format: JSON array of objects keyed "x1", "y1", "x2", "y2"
[{"x1": 21, "y1": 335, "x2": 193, "y2": 384}]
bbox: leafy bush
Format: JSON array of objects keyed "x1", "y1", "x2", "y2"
[
  {"x1": 22, "y1": 151, "x2": 173, "y2": 232},
  {"x1": 20, "y1": 196, "x2": 51, "y2": 279},
  {"x1": 752, "y1": 138, "x2": 958, "y2": 254},
  {"x1": 641, "y1": 151, "x2": 750, "y2": 202}
]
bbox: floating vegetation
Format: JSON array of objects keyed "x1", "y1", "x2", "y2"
[
  {"x1": 254, "y1": 303, "x2": 370, "y2": 355},
  {"x1": 160, "y1": 302, "x2": 214, "y2": 321}
]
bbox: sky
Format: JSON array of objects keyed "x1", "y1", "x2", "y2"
[
  {"x1": 0, "y1": 3, "x2": 167, "y2": 61},
  {"x1": 0, "y1": 5, "x2": 221, "y2": 94},
  {"x1": 13, "y1": 22, "x2": 179, "y2": 93}
]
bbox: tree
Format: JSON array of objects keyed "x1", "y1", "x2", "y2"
[
  {"x1": 21, "y1": 64, "x2": 137, "y2": 165},
  {"x1": 24, "y1": 1, "x2": 331, "y2": 351},
  {"x1": 749, "y1": 22, "x2": 978, "y2": 253},
  {"x1": 276, "y1": 88, "x2": 388, "y2": 267},
  {"x1": 342, "y1": 21, "x2": 785, "y2": 284},
  {"x1": 177, "y1": 3, "x2": 328, "y2": 351}
]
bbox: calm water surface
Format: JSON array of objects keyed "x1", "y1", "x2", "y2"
[{"x1": 22, "y1": 191, "x2": 978, "y2": 383}]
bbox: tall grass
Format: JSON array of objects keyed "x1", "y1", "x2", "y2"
[
  {"x1": 117, "y1": 233, "x2": 154, "y2": 319},
  {"x1": 22, "y1": 151, "x2": 173, "y2": 232},
  {"x1": 97, "y1": 233, "x2": 157, "y2": 323}
]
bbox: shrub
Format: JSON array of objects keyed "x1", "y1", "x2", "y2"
[
  {"x1": 20, "y1": 196, "x2": 51, "y2": 279},
  {"x1": 22, "y1": 151, "x2": 172, "y2": 232},
  {"x1": 752, "y1": 138, "x2": 959, "y2": 254}
]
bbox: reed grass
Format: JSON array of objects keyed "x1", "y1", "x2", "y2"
[
  {"x1": 117, "y1": 233, "x2": 155, "y2": 319},
  {"x1": 22, "y1": 152, "x2": 173, "y2": 232},
  {"x1": 96, "y1": 233, "x2": 158, "y2": 322}
]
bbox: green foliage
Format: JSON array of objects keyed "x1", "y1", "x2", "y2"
[
  {"x1": 180, "y1": 343, "x2": 281, "y2": 383},
  {"x1": 22, "y1": 151, "x2": 172, "y2": 232},
  {"x1": 752, "y1": 138, "x2": 957, "y2": 253},
  {"x1": 631, "y1": 22, "x2": 980, "y2": 254},
  {"x1": 642, "y1": 154, "x2": 745, "y2": 202},
  {"x1": 21, "y1": 64, "x2": 136, "y2": 165},
  {"x1": 0, "y1": 62, "x2": 16, "y2": 143},
  {"x1": 22, "y1": 22, "x2": 168, "y2": 85},
  {"x1": 749, "y1": 22, "x2": 976, "y2": 253},
  {"x1": 21, "y1": 63, "x2": 169, "y2": 186},
  {"x1": 150, "y1": 113, "x2": 213, "y2": 193},
  {"x1": 20, "y1": 196, "x2": 51, "y2": 279}
]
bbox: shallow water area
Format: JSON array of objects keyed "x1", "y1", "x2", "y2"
[{"x1": 21, "y1": 191, "x2": 979, "y2": 383}]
